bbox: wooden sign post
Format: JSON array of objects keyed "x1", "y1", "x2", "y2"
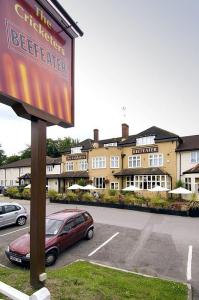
[
  {"x1": 0, "y1": 0, "x2": 83, "y2": 288},
  {"x1": 30, "y1": 118, "x2": 46, "y2": 287}
]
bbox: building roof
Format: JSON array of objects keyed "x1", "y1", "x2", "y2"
[
  {"x1": 0, "y1": 156, "x2": 61, "y2": 169},
  {"x1": 114, "y1": 167, "x2": 170, "y2": 177},
  {"x1": 98, "y1": 137, "x2": 123, "y2": 147},
  {"x1": 19, "y1": 173, "x2": 31, "y2": 179},
  {"x1": 47, "y1": 171, "x2": 89, "y2": 179},
  {"x1": 183, "y1": 164, "x2": 199, "y2": 174},
  {"x1": 176, "y1": 135, "x2": 199, "y2": 152},
  {"x1": 63, "y1": 139, "x2": 94, "y2": 154},
  {"x1": 78, "y1": 139, "x2": 94, "y2": 151},
  {"x1": 119, "y1": 126, "x2": 179, "y2": 146}
]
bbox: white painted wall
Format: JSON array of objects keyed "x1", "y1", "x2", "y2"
[
  {"x1": 177, "y1": 151, "x2": 199, "y2": 199},
  {"x1": 48, "y1": 179, "x2": 59, "y2": 192},
  {"x1": 46, "y1": 164, "x2": 61, "y2": 175},
  {"x1": 0, "y1": 169, "x2": 5, "y2": 186},
  {"x1": 0, "y1": 164, "x2": 60, "y2": 187},
  {"x1": 177, "y1": 152, "x2": 194, "y2": 176},
  {"x1": 19, "y1": 167, "x2": 31, "y2": 177}
]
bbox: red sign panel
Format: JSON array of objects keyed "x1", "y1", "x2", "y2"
[{"x1": 0, "y1": 0, "x2": 74, "y2": 127}]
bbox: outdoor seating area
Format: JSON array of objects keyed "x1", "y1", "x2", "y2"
[{"x1": 3, "y1": 183, "x2": 199, "y2": 217}]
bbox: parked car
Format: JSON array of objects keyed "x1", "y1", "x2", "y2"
[
  {"x1": 0, "y1": 202, "x2": 27, "y2": 228},
  {"x1": 5, "y1": 209, "x2": 94, "y2": 266}
]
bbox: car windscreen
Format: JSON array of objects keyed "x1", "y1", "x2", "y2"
[{"x1": 46, "y1": 218, "x2": 64, "y2": 236}]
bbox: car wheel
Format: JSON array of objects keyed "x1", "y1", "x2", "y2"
[
  {"x1": 86, "y1": 228, "x2": 94, "y2": 240},
  {"x1": 16, "y1": 216, "x2": 26, "y2": 226},
  {"x1": 45, "y1": 251, "x2": 57, "y2": 267}
]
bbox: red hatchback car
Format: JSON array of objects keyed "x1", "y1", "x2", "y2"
[{"x1": 5, "y1": 209, "x2": 94, "y2": 266}]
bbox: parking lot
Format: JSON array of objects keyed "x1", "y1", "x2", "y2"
[{"x1": 1, "y1": 198, "x2": 199, "y2": 299}]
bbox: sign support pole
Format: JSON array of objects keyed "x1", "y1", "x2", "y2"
[{"x1": 30, "y1": 118, "x2": 46, "y2": 288}]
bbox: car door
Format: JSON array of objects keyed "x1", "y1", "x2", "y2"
[
  {"x1": 74, "y1": 214, "x2": 87, "y2": 241},
  {"x1": 0, "y1": 205, "x2": 5, "y2": 227},
  {"x1": 58, "y1": 219, "x2": 77, "y2": 252},
  {"x1": 4, "y1": 205, "x2": 19, "y2": 226}
]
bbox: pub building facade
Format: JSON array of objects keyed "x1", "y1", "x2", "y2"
[
  {"x1": 1, "y1": 124, "x2": 198, "y2": 197},
  {"x1": 176, "y1": 135, "x2": 199, "y2": 198},
  {"x1": 60, "y1": 124, "x2": 180, "y2": 193}
]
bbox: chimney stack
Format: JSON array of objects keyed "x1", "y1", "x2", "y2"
[
  {"x1": 94, "y1": 129, "x2": 99, "y2": 142},
  {"x1": 122, "y1": 123, "x2": 129, "y2": 139}
]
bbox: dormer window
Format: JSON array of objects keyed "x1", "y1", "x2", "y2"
[
  {"x1": 136, "y1": 136, "x2": 155, "y2": 146},
  {"x1": 104, "y1": 142, "x2": 117, "y2": 148},
  {"x1": 71, "y1": 147, "x2": 82, "y2": 154}
]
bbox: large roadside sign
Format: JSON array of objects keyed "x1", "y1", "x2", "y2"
[
  {"x1": 0, "y1": 0, "x2": 77, "y2": 127},
  {"x1": 0, "y1": 0, "x2": 83, "y2": 288}
]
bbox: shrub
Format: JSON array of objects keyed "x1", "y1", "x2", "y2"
[
  {"x1": 175, "y1": 180, "x2": 184, "y2": 188},
  {"x1": 123, "y1": 193, "x2": 135, "y2": 205},
  {"x1": 48, "y1": 189, "x2": 59, "y2": 200},
  {"x1": 6, "y1": 187, "x2": 19, "y2": 198},
  {"x1": 191, "y1": 193, "x2": 198, "y2": 202},
  {"x1": 22, "y1": 189, "x2": 31, "y2": 200},
  {"x1": 82, "y1": 192, "x2": 94, "y2": 202},
  {"x1": 77, "y1": 178, "x2": 86, "y2": 187},
  {"x1": 108, "y1": 189, "x2": 118, "y2": 196},
  {"x1": 65, "y1": 191, "x2": 78, "y2": 201},
  {"x1": 103, "y1": 195, "x2": 118, "y2": 204},
  {"x1": 134, "y1": 197, "x2": 146, "y2": 206},
  {"x1": 99, "y1": 192, "x2": 105, "y2": 202},
  {"x1": 150, "y1": 196, "x2": 169, "y2": 208}
]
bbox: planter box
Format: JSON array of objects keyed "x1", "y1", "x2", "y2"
[
  {"x1": 49, "y1": 199, "x2": 191, "y2": 217},
  {"x1": 189, "y1": 208, "x2": 199, "y2": 217}
]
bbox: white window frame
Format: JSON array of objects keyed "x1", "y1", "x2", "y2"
[
  {"x1": 110, "y1": 182, "x2": 119, "y2": 190},
  {"x1": 104, "y1": 142, "x2": 117, "y2": 147},
  {"x1": 128, "y1": 155, "x2": 141, "y2": 168},
  {"x1": 47, "y1": 165, "x2": 53, "y2": 172},
  {"x1": 126, "y1": 174, "x2": 169, "y2": 189},
  {"x1": 149, "y1": 153, "x2": 163, "y2": 167},
  {"x1": 136, "y1": 136, "x2": 155, "y2": 146},
  {"x1": 79, "y1": 160, "x2": 88, "y2": 171},
  {"x1": 66, "y1": 161, "x2": 74, "y2": 171},
  {"x1": 110, "y1": 156, "x2": 119, "y2": 168},
  {"x1": 191, "y1": 151, "x2": 199, "y2": 164},
  {"x1": 185, "y1": 177, "x2": 192, "y2": 191},
  {"x1": 94, "y1": 177, "x2": 105, "y2": 189},
  {"x1": 71, "y1": 147, "x2": 82, "y2": 154},
  {"x1": 92, "y1": 157, "x2": 106, "y2": 169}
]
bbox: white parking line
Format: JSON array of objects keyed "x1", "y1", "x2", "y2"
[
  {"x1": 88, "y1": 232, "x2": 119, "y2": 257},
  {"x1": 187, "y1": 245, "x2": 192, "y2": 281},
  {"x1": 0, "y1": 227, "x2": 29, "y2": 237}
]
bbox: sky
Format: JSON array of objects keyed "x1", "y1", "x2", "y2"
[{"x1": 0, "y1": 0, "x2": 199, "y2": 155}]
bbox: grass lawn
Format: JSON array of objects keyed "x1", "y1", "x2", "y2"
[{"x1": 0, "y1": 261, "x2": 187, "y2": 300}]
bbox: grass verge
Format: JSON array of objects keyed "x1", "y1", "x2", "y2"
[{"x1": 0, "y1": 261, "x2": 187, "y2": 300}]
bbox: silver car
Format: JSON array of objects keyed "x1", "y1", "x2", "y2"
[{"x1": 0, "y1": 203, "x2": 28, "y2": 228}]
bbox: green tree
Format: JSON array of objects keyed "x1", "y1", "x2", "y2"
[
  {"x1": 5, "y1": 155, "x2": 20, "y2": 164},
  {"x1": 57, "y1": 137, "x2": 79, "y2": 154},
  {"x1": 0, "y1": 144, "x2": 6, "y2": 166},
  {"x1": 46, "y1": 137, "x2": 79, "y2": 157},
  {"x1": 46, "y1": 138, "x2": 60, "y2": 157},
  {"x1": 175, "y1": 179, "x2": 184, "y2": 188},
  {"x1": 20, "y1": 146, "x2": 31, "y2": 159}
]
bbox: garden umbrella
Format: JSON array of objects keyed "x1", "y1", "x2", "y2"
[
  {"x1": 81, "y1": 184, "x2": 97, "y2": 190},
  {"x1": 24, "y1": 184, "x2": 49, "y2": 189},
  {"x1": 169, "y1": 187, "x2": 192, "y2": 200},
  {"x1": 67, "y1": 184, "x2": 82, "y2": 190},
  {"x1": 168, "y1": 187, "x2": 192, "y2": 194},
  {"x1": 148, "y1": 185, "x2": 169, "y2": 192},
  {"x1": 122, "y1": 185, "x2": 142, "y2": 191},
  {"x1": 24, "y1": 184, "x2": 31, "y2": 189}
]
